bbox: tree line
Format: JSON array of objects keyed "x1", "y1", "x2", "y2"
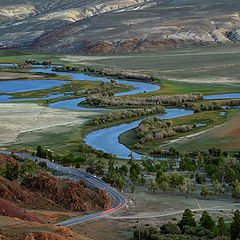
[
  {"x1": 134, "y1": 208, "x2": 240, "y2": 240},
  {"x1": 135, "y1": 117, "x2": 203, "y2": 147},
  {"x1": 51, "y1": 65, "x2": 158, "y2": 82},
  {"x1": 87, "y1": 106, "x2": 166, "y2": 126},
  {"x1": 84, "y1": 93, "x2": 203, "y2": 108}
]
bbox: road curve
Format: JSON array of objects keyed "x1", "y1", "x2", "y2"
[{"x1": 0, "y1": 151, "x2": 127, "y2": 226}]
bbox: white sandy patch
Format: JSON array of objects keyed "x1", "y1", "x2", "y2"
[
  {"x1": 0, "y1": 103, "x2": 95, "y2": 145},
  {"x1": 0, "y1": 72, "x2": 42, "y2": 80}
]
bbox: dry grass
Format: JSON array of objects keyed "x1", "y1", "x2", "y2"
[{"x1": 0, "y1": 103, "x2": 95, "y2": 145}]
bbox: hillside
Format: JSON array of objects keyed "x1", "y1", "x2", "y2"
[
  {"x1": 22, "y1": 173, "x2": 112, "y2": 211},
  {"x1": 0, "y1": 0, "x2": 149, "y2": 47},
  {"x1": 0, "y1": 217, "x2": 91, "y2": 240},
  {"x1": 2, "y1": 0, "x2": 240, "y2": 53},
  {"x1": 0, "y1": 199, "x2": 42, "y2": 223}
]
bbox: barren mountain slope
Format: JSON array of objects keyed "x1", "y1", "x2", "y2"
[
  {"x1": 0, "y1": 0, "x2": 150, "y2": 46},
  {"x1": 31, "y1": 0, "x2": 240, "y2": 54},
  {"x1": 2, "y1": 0, "x2": 240, "y2": 54}
]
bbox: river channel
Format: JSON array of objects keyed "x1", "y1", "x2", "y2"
[{"x1": 0, "y1": 64, "x2": 239, "y2": 159}]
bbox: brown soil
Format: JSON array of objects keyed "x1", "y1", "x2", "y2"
[
  {"x1": 0, "y1": 153, "x2": 18, "y2": 168},
  {"x1": 0, "y1": 199, "x2": 42, "y2": 223},
  {"x1": 0, "y1": 176, "x2": 63, "y2": 211},
  {"x1": 213, "y1": 114, "x2": 240, "y2": 138},
  {"x1": 0, "y1": 219, "x2": 91, "y2": 240},
  {"x1": 22, "y1": 173, "x2": 111, "y2": 212}
]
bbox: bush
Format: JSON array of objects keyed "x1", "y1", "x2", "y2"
[
  {"x1": 196, "y1": 174, "x2": 206, "y2": 184},
  {"x1": 183, "y1": 225, "x2": 197, "y2": 235},
  {"x1": 161, "y1": 222, "x2": 181, "y2": 234}
]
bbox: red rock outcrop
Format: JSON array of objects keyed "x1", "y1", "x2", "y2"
[
  {"x1": 0, "y1": 153, "x2": 18, "y2": 168},
  {"x1": 22, "y1": 173, "x2": 111, "y2": 211},
  {"x1": 0, "y1": 176, "x2": 63, "y2": 210}
]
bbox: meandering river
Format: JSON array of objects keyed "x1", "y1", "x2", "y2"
[{"x1": 0, "y1": 64, "x2": 239, "y2": 159}]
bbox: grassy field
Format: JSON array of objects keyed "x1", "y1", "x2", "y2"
[
  {"x1": 0, "y1": 102, "x2": 98, "y2": 148},
  {"x1": 1, "y1": 46, "x2": 240, "y2": 97},
  {"x1": 61, "y1": 43, "x2": 240, "y2": 84},
  {"x1": 0, "y1": 48, "x2": 240, "y2": 155},
  {"x1": 160, "y1": 108, "x2": 240, "y2": 153},
  {"x1": 119, "y1": 108, "x2": 238, "y2": 155}
]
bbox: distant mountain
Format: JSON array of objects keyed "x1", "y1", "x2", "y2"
[
  {"x1": 0, "y1": 0, "x2": 149, "y2": 46},
  {"x1": 1, "y1": 0, "x2": 240, "y2": 54}
]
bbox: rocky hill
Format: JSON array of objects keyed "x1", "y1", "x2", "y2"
[
  {"x1": 2, "y1": 0, "x2": 240, "y2": 53},
  {"x1": 22, "y1": 173, "x2": 111, "y2": 211},
  {"x1": 0, "y1": 153, "x2": 18, "y2": 167},
  {"x1": 30, "y1": 0, "x2": 240, "y2": 54},
  {"x1": 0, "y1": 175, "x2": 64, "y2": 210},
  {"x1": 0, "y1": 0, "x2": 149, "y2": 47}
]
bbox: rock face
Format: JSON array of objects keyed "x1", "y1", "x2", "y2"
[
  {"x1": 0, "y1": 176, "x2": 63, "y2": 210},
  {"x1": 30, "y1": 0, "x2": 240, "y2": 54},
  {"x1": 22, "y1": 173, "x2": 111, "y2": 211}
]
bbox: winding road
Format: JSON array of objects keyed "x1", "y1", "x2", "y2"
[{"x1": 0, "y1": 150, "x2": 127, "y2": 226}]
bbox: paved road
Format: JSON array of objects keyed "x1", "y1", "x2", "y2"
[{"x1": 0, "y1": 151, "x2": 127, "y2": 226}]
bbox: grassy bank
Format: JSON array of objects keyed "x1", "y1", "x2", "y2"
[{"x1": 119, "y1": 109, "x2": 235, "y2": 155}]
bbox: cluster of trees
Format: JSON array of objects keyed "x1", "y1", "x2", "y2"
[
  {"x1": 25, "y1": 60, "x2": 52, "y2": 65},
  {"x1": 35, "y1": 146, "x2": 55, "y2": 160},
  {"x1": 0, "y1": 158, "x2": 48, "y2": 181},
  {"x1": 194, "y1": 102, "x2": 222, "y2": 113},
  {"x1": 135, "y1": 118, "x2": 204, "y2": 146},
  {"x1": 15, "y1": 62, "x2": 33, "y2": 69},
  {"x1": 168, "y1": 148, "x2": 240, "y2": 200},
  {"x1": 35, "y1": 145, "x2": 115, "y2": 167},
  {"x1": 85, "y1": 93, "x2": 203, "y2": 108},
  {"x1": 225, "y1": 100, "x2": 240, "y2": 107},
  {"x1": 88, "y1": 106, "x2": 166, "y2": 126},
  {"x1": 79, "y1": 67, "x2": 157, "y2": 82},
  {"x1": 52, "y1": 65, "x2": 80, "y2": 72},
  {"x1": 151, "y1": 147, "x2": 180, "y2": 158},
  {"x1": 134, "y1": 209, "x2": 240, "y2": 240},
  {"x1": 76, "y1": 80, "x2": 124, "y2": 98},
  {"x1": 151, "y1": 147, "x2": 226, "y2": 158},
  {"x1": 149, "y1": 170, "x2": 195, "y2": 194}
]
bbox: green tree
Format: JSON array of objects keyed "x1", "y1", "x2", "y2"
[
  {"x1": 200, "y1": 186, "x2": 209, "y2": 199},
  {"x1": 131, "y1": 185, "x2": 136, "y2": 194},
  {"x1": 179, "y1": 208, "x2": 196, "y2": 229},
  {"x1": 200, "y1": 211, "x2": 215, "y2": 230},
  {"x1": 196, "y1": 174, "x2": 206, "y2": 184},
  {"x1": 75, "y1": 162, "x2": 80, "y2": 169},
  {"x1": 20, "y1": 158, "x2": 37, "y2": 177},
  {"x1": 148, "y1": 179, "x2": 158, "y2": 193},
  {"x1": 159, "y1": 181, "x2": 170, "y2": 192},
  {"x1": 139, "y1": 175, "x2": 146, "y2": 185},
  {"x1": 232, "y1": 181, "x2": 240, "y2": 201},
  {"x1": 230, "y1": 210, "x2": 240, "y2": 240},
  {"x1": 6, "y1": 163, "x2": 19, "y2": 181},
  {"x1": 130, "y1": 169, "x2": 138, "y2": 184},
  {"x1": 212, "y1": 179, "x2": 225, "y2": 195},
  {"x1": 216, "y1": 217, "x2": 229, "y2": 237}
]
